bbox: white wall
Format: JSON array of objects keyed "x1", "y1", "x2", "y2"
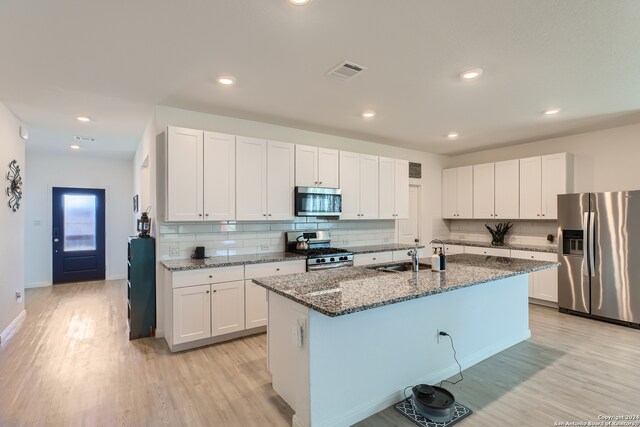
[
  {"x1": 132, "y1": 115, "x2": 157, "y2": 234},
  {"x1": 446, "y1": 122, "x2": 640, "y2": 193},
  {"x1": 0, "y1": 102, "x2": 25, "y2": 338},
  {"x1": 24, "y1": 152, "x2": 133, "y2": 287}
]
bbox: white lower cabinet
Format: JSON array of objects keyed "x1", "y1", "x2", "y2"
[
  {"x1": 511, "y1": 250, "x2": 558, "y2": 303},
  {"x1": 173, "y1": 284, "x2": 212, "y2": 345},
  {"x1": 444, "y1": 245, "x2": 465, "y2": 255},
  {"x1": 245, "y1": 260, "x2": 306, "y2": 329},
  {"x1": 392, "y1": 250, "x2": 412, "y2": 262},
  {"x1": 166, "y1": 260, "x2": 306, "y2": 351},
  {"x1": 211, "y1": 280, "x2": 245, "y2": 336},
  {"x1": 464, "y1": 246, "x2": 511, "y2": 257},
  {"x1": 353, "y1": 251, "x2": 393, "y2": 266}
]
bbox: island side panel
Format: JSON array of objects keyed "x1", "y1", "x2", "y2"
[
  {"x1": 307, "y1": 274, "x2": 530, "y2": 427},
  {"x1": 268, "y1": 292, "x2": 311, "y2": 427}
]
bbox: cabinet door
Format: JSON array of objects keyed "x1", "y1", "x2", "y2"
[
  {"x1": 394, "y1": 159, "x2": 410, "y2": 219},
  {"x1": 541, "y1": 153, "x2": 567, "y2": 220},
  {"x1": 211, "y1": 280, "x2": 245, "y2": 336},
  {"x1": 473, "y1": 163, "x2": 495, "y2": 219},
  {"x1": 359, "y1": 154, "x2": 379, "y2": 219},
  {"x1": 457, "y1": 166, "x2": 474, "y2": 219},
  {"x1": 494, "y1": 159, "x2": 519, "y2": 219},
  {"x1": 317, "y1": 148, "x2": 339, "y2": 188},
  {"x1": 267, "y1": 140, "x2": 295, "y2": 220},
  {"x1": 339, "y1": 151, "x2": 360, "y2": 219},
  {"x1": 535, "y1": 267, "x2": 558, "y2": 302},
  {"x1": 353, "y1": 251, "x2": 393, "y2": 266},
  {"x1": 173, "y1": 284, "x2": 211, "y2": 345},
  {"x1": 442, "y1": 168, "x2": 458, "y2": 218},
  {"x1": 295, "y1": 144, "x2": 318, "y2": 187},
  {"x1": 167, "y1": 126, "x2": 203, "y2": 221},
  {"x1": 203, "y1": 132, "x2": 235, "y2": 221},
  {"x1": 236, "y1": 137, "x2": 268, "y2": 220},
  {"x1": 245, "y1": 280, "x2": 268, "y2": 328},
  {"x1": 378, "y1": 157, "x2": 395, "y2": 220},
  {"x1": 519, "y1": 156, "x2": 542, "y2": 219}
]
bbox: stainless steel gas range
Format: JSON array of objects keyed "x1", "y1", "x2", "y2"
[{"x1": 286, "y1": 230, "x2": 353, "y2": 271}]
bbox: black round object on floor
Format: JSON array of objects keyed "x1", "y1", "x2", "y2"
[{"x1": 411, "y1": 384, "x2": 456, "y2": 423}]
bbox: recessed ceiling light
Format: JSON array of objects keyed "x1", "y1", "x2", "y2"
[
  {"x1": 289, "y1": 0, "x2": 311, "y2": 5},
  {"x1": 459, "y1": 68, "x2": 483, "y2": 81},
  {"x1": 447, "y1": 132, "x2": 459, "y2": 140},
  {"x1": 70, "y1": 144, "x2": 80, "y2": 150},
  {"x1": 216, "y1": 76, "x2": 236, "y2": 86},
  {"x1": 76, "y1": 116, "x2": 91, "y2": 122},
  {"x1": 362, "y1": 111, "x2": 376, "y2": 119},
  {"x1": 544, "y1": 107, "x2": 561, "y2": 116}
]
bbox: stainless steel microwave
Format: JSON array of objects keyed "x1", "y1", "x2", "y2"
[{"x1": 295, "y1": 187, "x2": 342, "y2": 217}]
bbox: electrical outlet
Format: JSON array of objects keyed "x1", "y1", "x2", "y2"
[
  {"x1": 169, "y1": 246, "x2": 180, "y2": 255},
  {"x1": 437, "y1": 329, "x2": 444, "y2": 344},
  {"x1": 16, "y1": 290, "x2": 22, "y2": 302}
]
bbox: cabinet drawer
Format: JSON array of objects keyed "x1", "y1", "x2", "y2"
[
  {"x1": 510, "y1": 250, "x2": 557, "y2": 262},
  {"x1": 245, "y1": 260, "x2": 306, "y2": 279},
  {"x1": 464, "y1": 246, "x2": 511, "y2": 257},
  {"x1": 172, "y1": 265, "x2": 244, "y2": 288},
  {"x1": 392, "y1": 250, "x2": 412, "y2": 262},
  {"x1": 353, "y1": 251, "x2": 393, "y2": 266},
  {"x1": 444, "y1": 245, "x2": 465, "y2": 255}
]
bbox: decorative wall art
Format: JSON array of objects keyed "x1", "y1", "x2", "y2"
[{"x1": 6, "y1": 160, "x2": 22, "y2": 212}]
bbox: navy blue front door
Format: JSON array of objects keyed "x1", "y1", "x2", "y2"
[{"x1": 52, "y1": 187, "x2": 106, "y2": 284}]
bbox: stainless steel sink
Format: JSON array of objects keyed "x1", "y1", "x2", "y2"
[{"x1": 370, "y1": 262, "x2": 431, "y2": 272}]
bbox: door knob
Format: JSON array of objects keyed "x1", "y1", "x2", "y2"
[{"x1": 53, "y1": 238, "x2": 59, "y2": 243}]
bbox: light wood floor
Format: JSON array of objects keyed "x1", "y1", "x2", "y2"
[{"x1": 1, "y1": 280, "x2": 638, "y2": 427}]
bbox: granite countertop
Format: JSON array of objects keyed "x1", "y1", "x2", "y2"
[
  {"x1": 341, "y1": 243, "x2": 426, "y2": 254},
  {"x1": 442, "y1": 239, "x2": 558, "y2": 254},
  {"x1": 161, "y1": 252, "x2": 306, "y2": 271},
  {"x1": 252, "y1": 253, "x2": 560, "y2": 317}
]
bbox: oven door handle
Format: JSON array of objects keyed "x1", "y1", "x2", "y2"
[{"x1": 307, "y1": 260, "x2": 354, "y2": 271}]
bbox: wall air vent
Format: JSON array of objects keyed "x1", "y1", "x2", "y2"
[
  {"x1": 74, "y1": 136, "x2": 96, "y2": 142},
  {"x1": 326, "y1": 61, "x2": 367, "y2": 80}
]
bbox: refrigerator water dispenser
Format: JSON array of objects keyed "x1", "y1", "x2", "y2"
[{"x1": 562, "y1": 230, "x2": 584, "y2": 256}]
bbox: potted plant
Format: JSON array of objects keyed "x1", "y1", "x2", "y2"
[{"x1": 485, "y1": 222, "x2": 513, "y2": 246}]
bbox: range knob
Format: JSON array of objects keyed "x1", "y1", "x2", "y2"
[
  {"x1": 320, "y1": 258, "x2": 326, "y2": 263},
  {"x1": 330, "y1": 257, "x2": 335, "y2": 262},
  {"x1": 340, "y1": 256, "x2": 347, "y2": 261},
  {"x1": 316, "y1": 259, "x2": 321, "y2": 264}
]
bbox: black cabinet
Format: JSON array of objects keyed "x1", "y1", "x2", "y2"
[{"x1": 127, "y1": 237, "x2": 156, "y2": 339}]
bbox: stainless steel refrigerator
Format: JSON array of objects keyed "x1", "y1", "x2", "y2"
[{"x1": 558, "y1": 191, "x2": 640, "y2": 328}]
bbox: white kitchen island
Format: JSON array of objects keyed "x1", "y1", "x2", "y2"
[{"x1": 253, "y1": 254, "x2": 559, "y2": 427}]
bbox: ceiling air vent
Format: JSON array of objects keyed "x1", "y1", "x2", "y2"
[
  {"x1": 326, "y1": 61, "x2": 367, "y2": 80},
  {"x1": 74, "y1": 136, "x2": 96, "y2": 143}
]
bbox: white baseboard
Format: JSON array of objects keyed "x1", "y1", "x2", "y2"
[
  {"x1": 25, "y1": 281, "x2": 51, "y2": 289},
  {"x1": 107, "y1": 275, "x2": 127, "y2": 281},
  {"x1": 315, "y1": 330, "x2": 532, "y2": 427},
  {"x1": 0, "y1": 310, "x2": 27, "y2": 345}
]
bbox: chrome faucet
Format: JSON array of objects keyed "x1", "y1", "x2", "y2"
[
  {"x1": 407, "y1": 239, "x2": 420, "y2": 272},
  {"x1": 429, "y1": 239, "x2": 445, "y2": 253}
]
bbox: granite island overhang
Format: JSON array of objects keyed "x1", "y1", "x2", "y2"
[{"x1": 252, "y1": 254, "x2": 559, "y2": 427}]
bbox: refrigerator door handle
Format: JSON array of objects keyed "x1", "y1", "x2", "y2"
[
  {"x1": 589, "y1": 212, "x2": 596, "y2": 278},
  {"x1": 583, "y1": 212, "x2": 590, "y2": 276}
]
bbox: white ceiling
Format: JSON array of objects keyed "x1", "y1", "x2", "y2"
[{"x1": 1, "y1": 0, "x2": 640, "y2": 158}]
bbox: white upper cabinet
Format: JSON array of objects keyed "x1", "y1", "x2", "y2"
[
  {"x1": 519, "y1": 153, "x2": 570, "y2": 220},
  {"x1": 519, "y1": 156, "x2": 543, "y2": 219},
  {"x1": 339, "y1": 151, "x2": 361, "y2": 219},
  {"x1": 379, "y1": 157, "x2": 409, "y2": 219},
  {"x1": 473, "y1": 163, "x2": 495, "y2": 219},
  {"x1": 294, "y1": 144, "x2": 318, "y2": 187},
  {"x1": 359, "y1": 154, "x2": 379, "y2": 219},
  {"x1": 295, "y1": 145, "x2": 339, "y2": 188},
  {"x1": 167, "y1": 126, "x2": 203, "y2": 222},
  {"x1": 494, "y1": 159, "x2": 520, "y2": 219},
  {"x1": 236, "y1": 136, "x2": 268, "y2": 221},
  {"x1": 317, "y1": 148, "x2": 340, "y2": 188},
  {"x1": 267, "y1": 140, "x2": 295, "y2": 220},
  {"x1": 541, "y1": 153, "x2": 569, "y2": 219},
  {"x1": 203, "y1": 132, "x2": 236, "y2": 221},
  {"x1": 442, "y1": 166, "x2": 473, "y2": 219},
  {"x1": 236, "y1": 137, "x2": 294, "y2": 221}
]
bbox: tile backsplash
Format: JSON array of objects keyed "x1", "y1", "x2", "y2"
[
  {"x1": 438, "y1": 219, "x2": 558, "y2": 248},
  {"x1": 158, "y1": 218, "x2": 397, "y2": 260}
]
